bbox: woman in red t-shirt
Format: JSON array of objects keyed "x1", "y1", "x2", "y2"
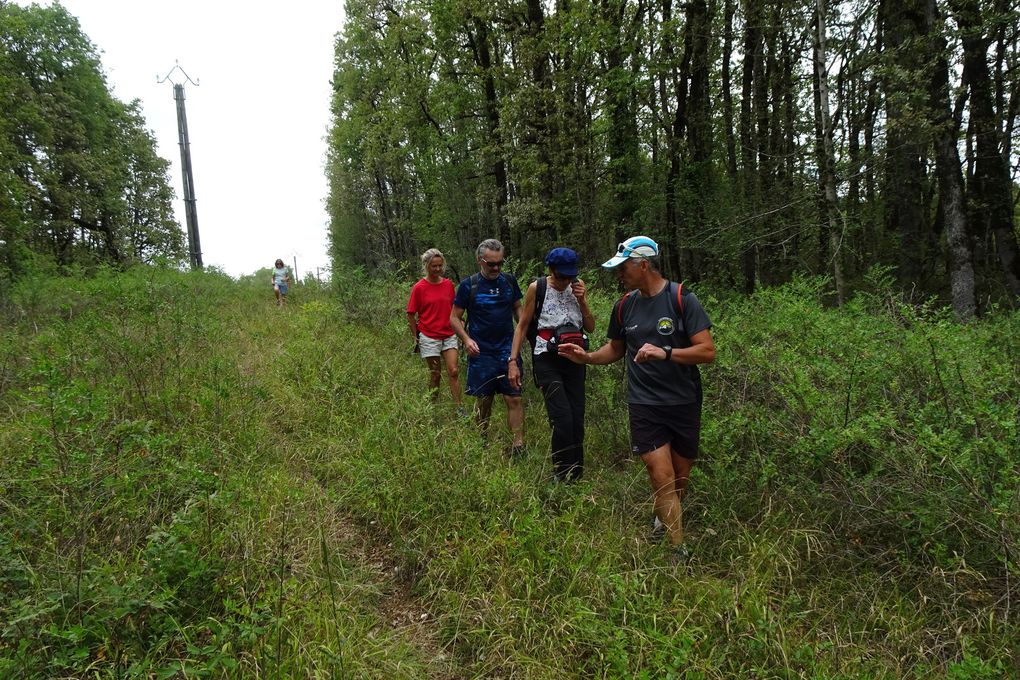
[{"x1": 406, "y1": 248, "x2": 464, "y2": 411}]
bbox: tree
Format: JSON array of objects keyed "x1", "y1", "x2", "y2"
[
  {"x1": 949, "y1": 0, "x2": 1020, "y2": 304},
  {"x1": 813, "y1": 0, "x2": 846, "y2": 304},
  {"x1": 326, "y1": 0, "x2": 1019, "y2": 315},
  {"x1": 926, "y1": 0, "x2": 975, "y2": 320},
  {"x1": 0, "y1": 3, "x2": 184, "y2": 280}
]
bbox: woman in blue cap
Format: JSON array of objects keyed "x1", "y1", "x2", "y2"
[{"x1": 508, "y1": 247, "x2": 596, "y2": 481}]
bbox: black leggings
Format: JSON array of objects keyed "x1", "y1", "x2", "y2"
[{"x1": 533, "y1": 351, "x2": 586, "y2": 481}]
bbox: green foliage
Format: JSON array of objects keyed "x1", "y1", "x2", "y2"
[
  {"x1": 327, "y1": 0, "x2": 1020, "y2": 311},
  {"x1": 0, "y1": 3, "x2": 185, "y2": 283},
  {"x1": 2, "y1": 269, "x2": 1016, "y2": 676},
  {"x1": 0, "y1": 267, "x2": 448, "y2": 677},
  {"x1": 307, "y1": 273, "x2": 1017, "y2": 677},
  {"x1": 708, "y1": 276, "x2": 1019, "y2": 574}
]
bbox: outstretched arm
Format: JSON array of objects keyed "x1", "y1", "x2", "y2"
[{"x1": 558, "y1": 338, "x2": 626, "y2": 365}]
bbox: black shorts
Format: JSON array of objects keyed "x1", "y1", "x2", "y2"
[{"x1": 628, "y1": 402, "x2": 701, "y2": 460}]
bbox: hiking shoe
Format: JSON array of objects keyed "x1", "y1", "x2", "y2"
[
  {"x1": 650, "y1": 515, "x2": 666, "y2": 542},
  {"x1": 510, "y1": 444, "x2": 526, "y2": 460},
  {"x1": 671, "y1": 544, "x2": 692, "y2": 566},
  {"x1": 455, "y1": 406, "x2": 470, "y2": 419}
]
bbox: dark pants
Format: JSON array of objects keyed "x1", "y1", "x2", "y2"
[{"x1": 533, "y1": 351, "x2": 586, "y2": 481}]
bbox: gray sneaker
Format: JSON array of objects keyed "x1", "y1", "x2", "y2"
[
  {"x1": 671, "y1": 544, "x2": 692, "y2": 566},
  {"x1": 650, "y1": 515, "x2": 666, "y2": 542}
]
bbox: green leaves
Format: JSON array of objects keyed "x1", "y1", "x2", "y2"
[{"x1": 0, "y1": 4, "x2": 184, "y2": 282}]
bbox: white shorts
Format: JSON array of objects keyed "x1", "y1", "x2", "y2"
[{"x1": 418, "y1": 333, "x2": 458, "y2": 358}]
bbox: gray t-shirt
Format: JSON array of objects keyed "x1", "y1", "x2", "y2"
[{"x1": 607, "y1": 282, "x2": 712, "y2": 405}]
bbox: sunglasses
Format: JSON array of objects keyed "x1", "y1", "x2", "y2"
[
  {"x1": 481, "y1": 257, "x2": 504, "y2": 268},
  {"x1": 616, "y1": 242, "x2": 651, "y2": 258}
]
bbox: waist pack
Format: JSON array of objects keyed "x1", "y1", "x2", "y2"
[{"x1": 550, "y1": 323, "x2": 589, "y2": 350}]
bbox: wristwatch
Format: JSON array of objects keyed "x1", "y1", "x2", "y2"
[{"x1": 662, "y1": 345, "x2": 672, "y2": 361}]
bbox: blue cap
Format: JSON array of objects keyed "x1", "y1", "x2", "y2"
[{"x1": 545, "y1": 247, "x2": 579, "y2": 277}]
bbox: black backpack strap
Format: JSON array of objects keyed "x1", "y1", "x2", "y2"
[
  {"x1": 465, "y1": 273, "x2": 481, "y2": 332},
  {"x1": 525, "y1": 275, "x2": 548, "y2": 348},
  {"x1": 468, "y1": 272, "x2": 481, "y2": 307},
  {"x1": 534, "y1": 275, "x2": 547, "y2": 324},
  {"x1": 526, "y1": 276, "x2": 548, "y2": 387}
]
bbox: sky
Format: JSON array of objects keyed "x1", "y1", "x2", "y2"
[{"x1": 26, "y1": 0, "x2": 345, "y2": 279}]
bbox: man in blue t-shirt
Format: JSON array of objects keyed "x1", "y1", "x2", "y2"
[
  {"x1": 559, "y1": 236, "x2": 716, "y2": 564},
  {"x1": 450, "y1": 238, "x2": 525, "y2": 456}
]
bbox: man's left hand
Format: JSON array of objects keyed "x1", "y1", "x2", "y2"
[{"x1": 634, "y1": 343, "x2": 668, "y2": 364}]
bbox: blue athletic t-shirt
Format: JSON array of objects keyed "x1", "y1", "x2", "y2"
[{"x1": 454, "y1": 272, "x2": 523, "y2": 355}]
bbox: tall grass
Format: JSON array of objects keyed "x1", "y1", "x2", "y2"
[
  {"x1": 1, "y1": 266, "x2": 1016, "y2": 678},
  {"x1": 0, "y1": 268, "x2": 452, "y2": 678}
]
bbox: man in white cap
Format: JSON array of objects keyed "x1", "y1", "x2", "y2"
[{"x1": 558, "y1": 236, "x2": 715, "y2": 563}]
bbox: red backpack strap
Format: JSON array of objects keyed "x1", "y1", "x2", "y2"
[
  {"x1": 673, "y1": 281, "x2": 689, "y2": 338},
  {"x1": 615, "y1": 290, "x2": 637, "y2": 325}
]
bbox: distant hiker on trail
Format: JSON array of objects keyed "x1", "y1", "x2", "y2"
[
  {"x1": 407, "y1": 248, "x2": 464, "y2": 413},
  {"x1": 508, "y1": 247, "x2": 595, "y2": 482},
  {"x1": 450, "y1": 239, "x2": 525, "y2": 457},
  {"x1": 558, "y1": 236, "x2": 715, "y2": 564},
  {"x1": 272, "y1": 259, "x2": 292, "y2": 306}
]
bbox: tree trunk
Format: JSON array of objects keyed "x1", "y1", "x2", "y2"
[
  {"x1": 524, "y1": 0, "x2": 558, "y2": 245},
  {"x1": 927, "y1": 0, "x2": 975, "y2": 320},
  {"x1": 601, "y1": 0, "x2": 643, "y2": 242},
  {"x1": 949, "y1": 0, "x2": 1020, "y2": 303},
  {"x1": 812, "y1": 0, "x2": 846, "y2": 305},
  {"x1": 879, "y1": 0, "x2": 930, "y2": 293},
  {"x1": 468, "y1": 17, "x2": 510, "y2": 247},
  {"x1": 740, "y1": 0, "x2": 761, "y2": 294},
  {"x1": 721, "y1": 0, "x2": 738, "y2": 179},
  {"x1": 683, "y1": 0, "x2": 713, "y2": 281},
  {"x1": 662, "y1": 0, "x2": 684, "y2": 278}
]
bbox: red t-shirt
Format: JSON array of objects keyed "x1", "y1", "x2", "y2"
[{"x1": 407, "y1": 278, "x2": 456, "y2": 339}]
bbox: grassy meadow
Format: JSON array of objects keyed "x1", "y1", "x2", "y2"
[{"x1": 1, "y1": 267, "x2": 1017, "y2": 678}]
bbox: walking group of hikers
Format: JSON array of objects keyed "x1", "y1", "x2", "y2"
[{"x1": 406, "y1": 236, "x2": 716, "y2": 563}]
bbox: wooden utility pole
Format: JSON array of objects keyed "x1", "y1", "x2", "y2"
[{"x1": 159, "y1": 64, "x2": 203, "y2": 269}]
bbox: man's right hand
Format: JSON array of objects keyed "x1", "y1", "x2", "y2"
[
  {"x1": 465, "y1": 338, "x2": 481, "y2": 357},
  {"x1": 508, "y1": 361, "x2": 521, "y2": 390},
  {"x1": 557, "y1": 342, "x2": 587, "y2": 364}
]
